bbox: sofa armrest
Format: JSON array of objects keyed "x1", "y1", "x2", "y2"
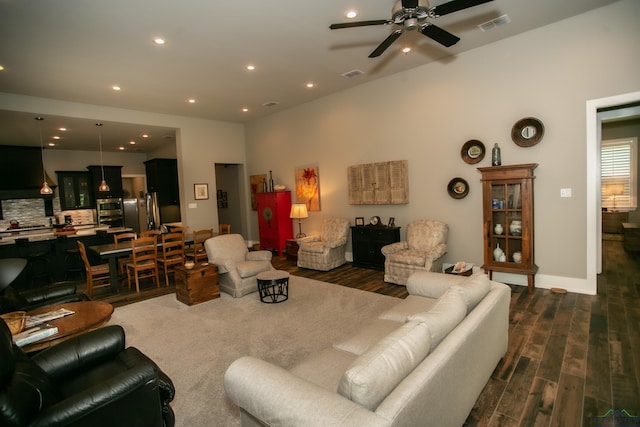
[
  {"x1": 246, "y1": 250, "x2": 273, "y2": 262},
  {"x1": 406, "y1": 271, "x2": 466, "y2": 298},
  {"x1": 381, "y1": 241, "x2": 407, "y2": 256},
  {"x1": 19, "y1": 282, "x2": 78, "y2": 304},
  {"x1": 297, "y1": 234, "x2": 320, "y2": 245},
  {"x1": 327, "y1": 237, "x2": 347, "y2": 249},
  {"x1": 33, "y1": 325, "x2": 126, "y2": 380},
  {"x1": 225, "y1": 356, "x2": 387, "y2": 427},
  {"x1": 426, "y1": 243, "x2": 447, "y2": 261}
]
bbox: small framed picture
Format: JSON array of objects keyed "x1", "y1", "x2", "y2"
[
  {"x1": 355, "y1": 217, "x2": 365, "y2": 227},
  {"x1": 388, "y1": 217, "x2": 395, "y2": 227},
  {"x1": 194, "y1": 183, "x2": 209, "y2": 200}
]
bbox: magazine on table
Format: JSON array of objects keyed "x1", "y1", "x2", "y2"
[
  {"x1": 25, "y1": 308, "x2": 75, "y2": 329},
  {"x1": 13, "y1": 324, "x2": 59, "y2": 347}
]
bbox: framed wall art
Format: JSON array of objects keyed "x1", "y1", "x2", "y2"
[
  {"x1": 194, "y1": 183, "x2": 209, "y2": 200},
  {"x1": 295, "y1": 165, "x2": 320, "y2": 211},
  {"x1": 249, "y1": 174, "x2": 267, "y2": 210}
]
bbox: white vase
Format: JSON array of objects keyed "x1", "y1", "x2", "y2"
[
  {"x1": 509, "y1": 220, "x2": 522, "y2": 236},
  {"x1": 494, "y1": 224, "x2": 503, "y2": 235},
  {"x1": 493, "y1": 243, "x2": 504, "y2": 261},
  {"x1": 512, "y1": 251, "x2": 522, "y2": 263}
]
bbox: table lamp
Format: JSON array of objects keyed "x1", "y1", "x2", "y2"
[
  {"x1": 289, "y1": 204, "x2": 309, "y2": 238},
  {"x1": 605, "y1": 183, "x2": 624, "y2": 211}
]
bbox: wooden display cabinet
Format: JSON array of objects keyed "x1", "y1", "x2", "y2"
[
  {"x1": 256, "y1": 191, "x2": 293, "y2": 256},
  {"x1": 478, "y1": 164, "x2": 538, "y2": 292}
]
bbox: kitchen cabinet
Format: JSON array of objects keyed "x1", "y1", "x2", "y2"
[
  {"x1": 87, "y1": 165, "x2": 123, "y2": 199},
  {"x1": 478, "y1": 163, "x2": 538, "y2": 293},
  {"x1": 56, "y1": 171, "x2": 94, "y2": 210},
  {"x1": 351, "y1": 226, "x2": 401, "y2": 270},
  {"x1": 256, "y1": 191, "x2": 293, "y2": 256},
  {"x1": 144, "y1": 159, "x2": 180, "y2": 206}
]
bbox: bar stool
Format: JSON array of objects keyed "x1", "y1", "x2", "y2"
[
  {"x1": 57, "y1": 235, "x2": 84, "y2": 281},
  {"x1": 15, "y1": 238, "x2": 52, "y2": 288}
]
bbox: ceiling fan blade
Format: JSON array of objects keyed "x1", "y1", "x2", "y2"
[
  {"x1": 369, "y1": 29, "x2": 403, "y2": 58},
  {"x1": 431, "y1": 0, "x2": 493, "y2": 17},
  {"x1": 420, "y1": 24, "x2": 460, "y2": 47},
  {"x1": 330, "y1": 19, "x2": 390, "y2": 30},
  {"x1": 401, "y1": 0, "x2": 419, "y2": 8}
]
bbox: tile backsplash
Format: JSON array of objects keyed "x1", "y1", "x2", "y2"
[{"x1": 0, "y1": 198, "x2": 96, "y2": 229}]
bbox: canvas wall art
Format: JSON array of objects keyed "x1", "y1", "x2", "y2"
[{"x1": 295, "y1": 166, "x2": 320, "y2": 211}]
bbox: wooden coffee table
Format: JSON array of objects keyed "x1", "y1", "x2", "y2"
[{"x1": 22, "y1": 301, "x2": 114, "y2": 353}]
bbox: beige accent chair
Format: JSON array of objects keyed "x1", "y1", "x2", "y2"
[
  {"x1": 204, "y1": 234, "x2": 274, "y2": 297},
  {"x1": 381, "y1": 220, "x2": 448, "y2": 286},
  {"x1": 297, "y1": 218, "x2": 350, "y2": 271}
]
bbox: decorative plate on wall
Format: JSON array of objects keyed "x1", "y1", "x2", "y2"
[
  {"x1": 511, "y1": 117, "x2": 544, "y2": 147},
  {"x1": 447, "y1": 177, "x2": 469, "y2": 199},
  {"x1": 461, "y1": 140, "x2": 485, "y2": 164}
]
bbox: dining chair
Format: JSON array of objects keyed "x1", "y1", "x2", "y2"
[
  {"x1": 187, "y1": 229, "x2": 213, "y2": 263},
  {"x1": 125, "y1": 237, "x2": 160, "y2": 292},
  {"x1": 77, "y1": 241, "x2": 110, "y2": 298},
  {"x1": 113, "y1": 232, "x2": 137, "y2": 279},
  {"x1": 219, "y1": 223, "x2": 231, "y2": 235},
  {"x1": 140, "y1": 229, "x2": 161, "y2": 238},
  {"x1": 158, "y1": 232, "x2": 185, "y2": 286}
]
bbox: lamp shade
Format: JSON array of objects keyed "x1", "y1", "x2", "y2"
[
  {"x1": 608, "y1": 184, "x2": 624, "y2": 196},
  {"x1": 289, "y1": 204, "x2": 309, "y2": 219}
]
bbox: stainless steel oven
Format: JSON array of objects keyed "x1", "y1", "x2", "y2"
[{"x1": 96, "y1": 198, "x2": 124, "y2": 227}]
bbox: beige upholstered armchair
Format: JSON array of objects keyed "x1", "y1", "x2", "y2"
[
  {"x1": 297, "y1": 218, "x2": 350, "y2": 271},
  {"x1": 381, "y1": 220, "x2": 448, "y2": 285},
  {"x1": 204, "y1": 234, "x2": 274, "y2": 297}
]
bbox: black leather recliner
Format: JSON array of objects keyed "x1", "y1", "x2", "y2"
[
  {"x1": 0, "y1": 320, "x2": 176, "y2": 427},
  {"x1": 0, "y1": 258, "x2": 90, "y2": 314}
]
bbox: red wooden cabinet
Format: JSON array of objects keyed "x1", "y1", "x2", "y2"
[{"x1": 256, "y1": 191, "x2": 293, "y2": 256}]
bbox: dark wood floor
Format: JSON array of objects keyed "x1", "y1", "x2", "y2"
[{"x1": 89, "y1": 240, "x2": 640, "y2": 426}]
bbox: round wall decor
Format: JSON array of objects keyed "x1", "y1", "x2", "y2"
[
  {"x1": 461, "y1": 139, "x2": 485, "y2": 164},
  {"x1": 447, "y1": 177, "x2": 469, "y2": 199},
  {"x1": 511, "y1": 117, "x2": 544, "y2": 147}
]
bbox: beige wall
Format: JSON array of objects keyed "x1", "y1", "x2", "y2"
[{"x1": 245, "y1": 0, "x2": 640, "y2": 293}]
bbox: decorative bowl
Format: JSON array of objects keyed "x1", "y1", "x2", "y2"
[
  {"x1": 0, "y1": 311, "x2": 27, "y2": 335},
  {"x1": 184, "y1": 262, "x2": 195, "y2": 270}
]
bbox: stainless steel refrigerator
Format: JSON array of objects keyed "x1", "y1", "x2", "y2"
[{"x1": 123, "y1": 198, "x2": 140, "y2": 234}]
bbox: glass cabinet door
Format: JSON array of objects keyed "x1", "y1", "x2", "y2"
[
  {"x1": 76, "y1": 174, "x2": 92, "y2": 208},
  {"x1": 490, "y1": 182, "x2": 523, "y2": 265}
]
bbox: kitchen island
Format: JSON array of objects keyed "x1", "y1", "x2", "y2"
[{"x1": 0, "y1": 225, "x2": 133, "y2": 290}]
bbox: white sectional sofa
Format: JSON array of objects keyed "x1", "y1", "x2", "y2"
[{"x1": 224, "y1": 271, "x2": 511, "y2": 427}]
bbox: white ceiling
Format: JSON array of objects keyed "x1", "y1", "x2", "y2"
[{"x1": 0, "y1": 0, "x2": 618, "y2": 153}]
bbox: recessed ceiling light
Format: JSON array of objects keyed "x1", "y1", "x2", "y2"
[
  {"x1": 153, "y1": 37, "x2": 166, "y2": 45},
  {"x1": 58, "y1": 127, "x2": 67, "y2": 132},
  {"x1": 52, "y1": 136, "x2": 61, "y2": 140},
  {"x1": 0, "y1": 65, "x2": 4, "y2": 71},
  {"x1": 48, "y1": 142, "x2": 55, "y2": 147},
  {"x1": 112, "y1": 85, "x2": 121, "y2": 91},
  {"x1": 402, "y1": 47, "x2": 411, "y2": 54},
  {"x1": 141, "y1": 133, "x2": 149, "y2": 138},
  {"x1": 129, "y1": 140, "x2": 136, "y2": 145},
  {"x1": 306, "y1": 82, "x2": 315, "y2": 88},
  {"x1": 345, "y1": 10, "x2": 357, "y2": 19},
  {"x1": 242, "y1": 108, "x2": 249, "y2": 112},
  {"x1": 119, "y1": 146, "x2": 125, "y2": 150},
  {"x1": 188, "y1": 98, "x2": 196, "y2": 103},
  {"x1": 246, "y1": 65, "x2": 256, "y2": 71}
]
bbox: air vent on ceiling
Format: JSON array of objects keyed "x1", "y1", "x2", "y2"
[
  {"x1": 478, "y1": 14, "x2": 511, "y2": 32},
  {"x1": 342, "y1": 69, "x2": 364, "y2": 79},
  {"x1": 262, "y1": 101, "x2": 280, "y2": 108}
]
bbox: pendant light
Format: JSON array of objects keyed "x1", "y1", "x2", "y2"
[
  {"x1": 96, "y1": 122, "x2": 110, "y2": 192},
  {"x1": 36, "y1": 117, "x2": 53, "y2": 195}
]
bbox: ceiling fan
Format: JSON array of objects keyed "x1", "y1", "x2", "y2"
[{"x1": 329, "y1": 0, "x2": 494, "y2": 58}]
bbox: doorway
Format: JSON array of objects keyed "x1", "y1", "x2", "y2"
[
  {"x1": 214, "y1": 163, "x2": 244, "y2": 236},
  {"x1": 586, "y1": 91, "x2": 640, "y2": 293}
]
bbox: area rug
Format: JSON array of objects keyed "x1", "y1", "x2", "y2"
[{"x1": 107, "y1": 276, "x2": 401, "y2": 427}]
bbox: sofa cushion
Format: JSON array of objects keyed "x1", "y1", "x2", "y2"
[
  {"x1": 299, "y1": 241, "x2": 325, "y2": 254},
  {"x1": 333, "y1": 319, "x2": 403, "y2": 355},
  {"x1": 388, "y1": 249, "x2": 426, "y2": 266},
  {"x1": 406, "y1": 271, "x2": 463, "y2": 298},
  {"x1": 409, "y1": 288, "x2": 466, "y2": 351},
  {"x1": 451, "y1": 273, "x2": 492, "y2": 313},
  {"x1": 290, "y1": 348, "x2": 357, "y2": 392},
  {"x1": 377, "y1": 295, "x2": 438, "y2": 322},
  {"x1": 337, "y1": 320, "x2": 431, "y2": 410},
  {"x1": 235, "y1": 260, "x2": 271, "y2": 278}
]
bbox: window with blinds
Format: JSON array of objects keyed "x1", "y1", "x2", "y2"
[{"x1": 601, "y1": 137, "x2": 637, "y2": 210}]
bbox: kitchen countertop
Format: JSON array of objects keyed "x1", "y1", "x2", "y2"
[{"x1": 0, "y1": 225, "x2": 132, "y2": 245}]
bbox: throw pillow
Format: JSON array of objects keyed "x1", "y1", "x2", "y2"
[
  {"x1": 451, "y1": 272, "x2": 491, "y2": 313},
  {"x1": 337, "y1": 320, "x2": 431, "y2": 410},
  {"x1": 409, "y1": 288, "x2": 466, "y2": 351}
]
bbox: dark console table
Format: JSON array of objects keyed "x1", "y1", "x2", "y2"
[{"x1": 351, "y1": 226, "x2": 401, "y2": 270}]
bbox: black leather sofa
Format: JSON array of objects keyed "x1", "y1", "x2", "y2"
[
  {"x1": 0, "y1": 320, "x2": 176, "y2": 426},
  {"x1": 0, "y1": 258, "x2": 89, "y2": 314}
]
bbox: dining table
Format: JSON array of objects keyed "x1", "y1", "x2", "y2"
[{"x1": 89, "y1": 233, "x2": 193, "y2": 293}]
